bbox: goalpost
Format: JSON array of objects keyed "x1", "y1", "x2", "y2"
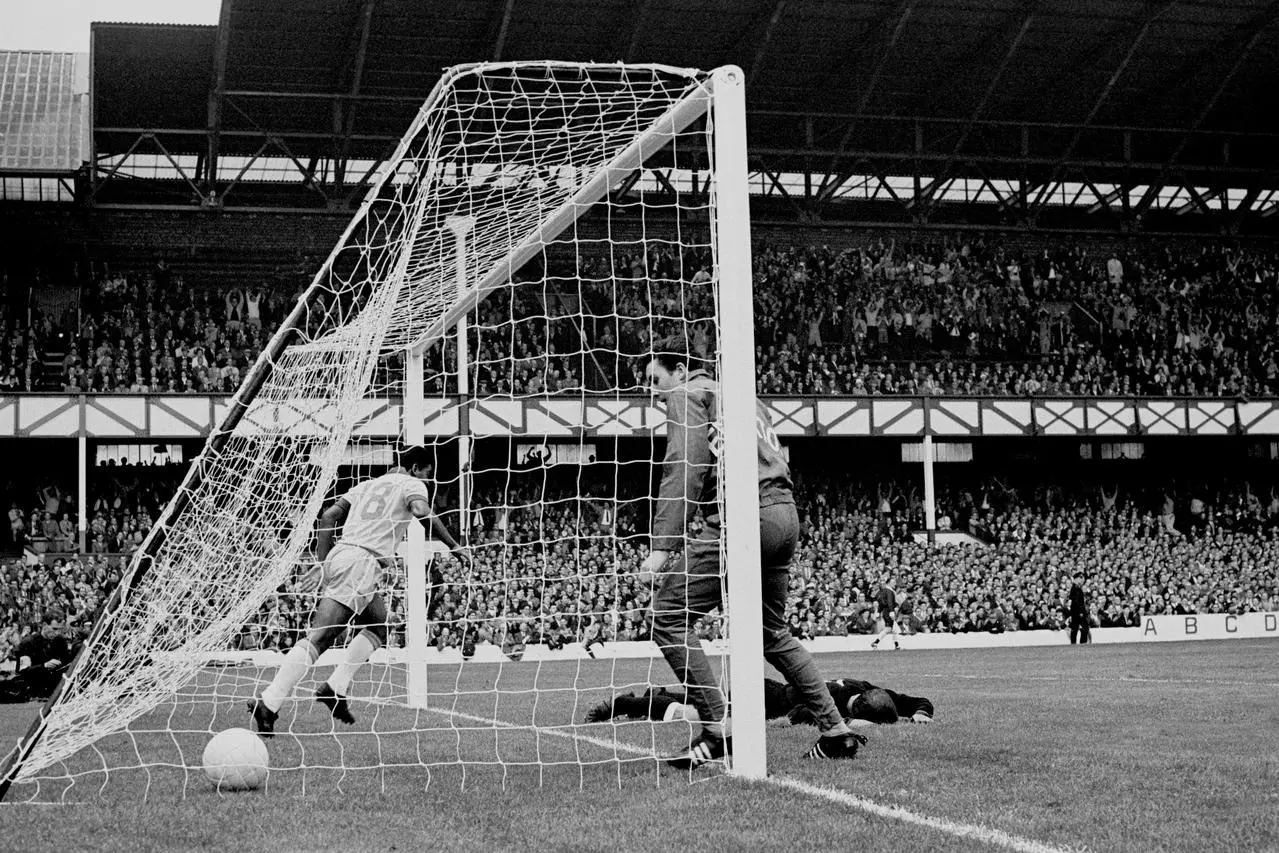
[{"x1": 0, "y1": 61, "x2": 766, "y2": 800}]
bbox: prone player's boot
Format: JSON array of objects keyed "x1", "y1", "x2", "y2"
[
  {"x1": 247, "y1": 698, "x2": 279, "y2": 739},
  {"x1": 664, "y1": 730, "x2": 729, "y2": 770},
  {"x1": 804, "y1": 730, "x2": 867, "y2": 760},
  {"x1": 315, "y1": 682, "x2": 356, "y2": 725}
]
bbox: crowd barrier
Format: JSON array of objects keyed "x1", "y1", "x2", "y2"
[{"x1": 198, "y1": 611, "x2": 1278, "y2": 668}]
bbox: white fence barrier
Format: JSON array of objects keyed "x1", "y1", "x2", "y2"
[{"x1": 198, "y1": 611, "x2": 1278, "y2": 669}]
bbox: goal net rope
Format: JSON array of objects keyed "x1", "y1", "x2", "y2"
[{"x1": 4, "y1": 61, "x2": 753, "y2": 799}]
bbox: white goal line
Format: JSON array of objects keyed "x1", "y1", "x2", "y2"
[{"x1": 398, "y1": 698, "x2": 1084, "y2": 853}]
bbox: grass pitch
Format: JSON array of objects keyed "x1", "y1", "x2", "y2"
[{"x1": 1, "y1": 639, "x2": 1276, "y2": 853}]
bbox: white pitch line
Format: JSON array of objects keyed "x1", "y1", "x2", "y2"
[
  {"x1": 421, "y1": 703, "x2": 666, "y2": 758},
  {"x1": 769, "y1": 776, "x2": 1084, "y2": 853},
  {"x1": 413, "y1": 702, "x2": 1083, "y2": 853}
]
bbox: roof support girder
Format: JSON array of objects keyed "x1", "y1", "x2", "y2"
[
  {"x1": 204, "y1": 0, "x2": 234, "y2": 196},
  {"x1": 1031, "y1": 0, "x2": 1177, "y2": 212},
  {"x1": 1136, "y1": 9, "x2": 1277, "y2": 213},
  {"x1": 1127, "y1": 0, "x2": 1279, "y2": 114},
  {"x1": 490, "y1": 0, "x2": 517, "y2": 61},
  {"x1": 624, "y1": 0, "x2": 651, "y2": 63},
  {"x1": 333, "y1": 0, "x2": 378, "y2": 184},
  {"x1": 741, "y1": 0, "x2": 787, "y2": 87},
  {"x1": 920, "y1": 0, "x2": 1044, "y2": 214}
]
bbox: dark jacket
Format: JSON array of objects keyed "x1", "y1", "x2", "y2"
[{"x1": 1069, "y1": 582, "x2": 1088, "y2": 618}]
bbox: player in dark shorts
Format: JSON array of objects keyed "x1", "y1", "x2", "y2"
[
  {"x1": 585, "y1": 676, "x2": 934, "y2": 726},
  {"x1": 870, "y1": 575, "x2": 900, "y2": 650}
]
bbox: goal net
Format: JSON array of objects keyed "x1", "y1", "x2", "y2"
[{"x1": 1, "y1": 61, "x2": 764, "y2": 801}]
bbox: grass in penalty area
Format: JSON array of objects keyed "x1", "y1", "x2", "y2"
[{"x1": 1, "y1": 640, "x2": 1275, "y2": 853}]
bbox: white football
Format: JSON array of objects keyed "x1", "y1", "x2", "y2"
[{"x1": 202, "y1": 726, "x2": 270, "y2": 791}]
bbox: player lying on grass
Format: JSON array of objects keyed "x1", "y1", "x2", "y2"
[
  {"x1": 641, "y1": 336, "x2": 864, "y2": 768},
  {"x1": 249, "y1": 445, "x2": 466, "y2": 737},
  {"x1": 585, "y1": 677, "x2": 934, "y2": 727}
]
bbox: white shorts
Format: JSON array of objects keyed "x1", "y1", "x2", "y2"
[{"x1": 322, "y1": 545, "x2": 383, "y2": 614}]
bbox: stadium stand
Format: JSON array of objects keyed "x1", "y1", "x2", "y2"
[
  {"x1": 1, "y1": 5, "x2": 1277, "y2": 847},
  {"x1": 4, "y1": 235, "x2": 1279, "y2": 398},
  {"x1": 5, "y1": 459, "x2": 1277, "y2": 659},
  {"x1": 6, "y1": 226, "x2": 1279, "y2": 660}
]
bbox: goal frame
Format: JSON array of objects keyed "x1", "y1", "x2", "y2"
[{"x1": 0, "y1": 62, "x2": 767, "y2": 795}]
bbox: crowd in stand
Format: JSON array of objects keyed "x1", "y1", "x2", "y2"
[
  {"x1": 5, "y1": 482, "x2": 78, "y2": 556},
  {"x1": 4, "y1": 230, "x2": 1279, "y2": 663},
  {"x1": 751, "y1": 238, "x2": 1279, "y2": 397},
  {"x1": 0, "y1": 555, "x2": 120, "y2": 665},
  {"x1": 1, "y1": 261, "x2": 297, "y2": 395},
  {"x1": 9, "y1": 461, "x2": 1277, "y2": 664},
  {"x1": 4, "y1": 235, "x2": 1279, "y2": 398},
  {"x1": 785, "y1": 472, "x2": 1279, "y2": 637},
  {"x1": 1, "y1": 461, "x2": 186, "y2": 562}
]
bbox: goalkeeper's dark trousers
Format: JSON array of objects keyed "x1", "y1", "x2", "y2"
[
  {"x1": 1070, "y1": 616, "x2": 1091, "y2": 644},
  {"x1": 650, "y1": 501, "x2": 844, "y2": 733}
]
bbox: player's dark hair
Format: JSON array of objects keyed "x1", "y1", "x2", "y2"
[
  {"x1": 649, "y1": 333, "x2": 713, "y2": 375},
  {"x1": 398, "y1": 445, "x2": 434, "y2": 472},
  {"x1": 849, "y1": 688, "x2": 898, "y2": 724}
]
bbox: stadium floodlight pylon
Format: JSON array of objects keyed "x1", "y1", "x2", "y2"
[{"x1": 0, "y1": 61, "x2": 766, "y2": 800}]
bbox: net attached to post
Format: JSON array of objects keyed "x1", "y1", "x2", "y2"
[{"x1": 3, "y1": 62, "x2": 750, "y2": 800}]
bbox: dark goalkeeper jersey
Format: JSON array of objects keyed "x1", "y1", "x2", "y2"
[
  {"x1": 823, "y1": 677, "x2": 934, "y2": 720},
  {"x1": 652, "y1": 369, "x2": 794, "y2": 552},
  {"x1": 774, "y1": 677, "x2": 935, "y2": 722}
]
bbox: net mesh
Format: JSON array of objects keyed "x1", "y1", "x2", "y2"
[{"x1": 7, "y1": 62, "x2": 739, "y2": 799}]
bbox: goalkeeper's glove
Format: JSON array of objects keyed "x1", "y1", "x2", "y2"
[
  {"x1": 585, "y1": 699, "x2": 614, "y2": 723},
  {"x1": 910, "y1": 712, "x2": 933, "y2": 724}
]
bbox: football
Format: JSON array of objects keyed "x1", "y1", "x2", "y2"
[{"x1": 201, "y1": 727, "x2": 270, "y2": 791}]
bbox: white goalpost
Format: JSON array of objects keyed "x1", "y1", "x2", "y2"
[{"x1": 0, "y1": 61, "x2": 765, "y2": 800}]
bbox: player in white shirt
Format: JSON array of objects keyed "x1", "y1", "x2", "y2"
[{"x1": 251, "y1": 446, "x2": 465, "y2": 736}]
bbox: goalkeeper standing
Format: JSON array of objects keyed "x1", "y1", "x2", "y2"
[{"x1": 639, "y1": 335, "x2": 864, "y2": 768}]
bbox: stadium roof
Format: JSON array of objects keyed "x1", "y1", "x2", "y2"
[
  {"x1": 0, "y1": 51, "x2": 90, "y2": 174},
  {"x1": 83, "y1": 0, "x2": 1279, "y2": 220}
]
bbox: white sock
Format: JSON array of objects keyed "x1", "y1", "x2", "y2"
[
  {"x1": 327, "y1": 629, "x2": 382, "y2": 695},
  {"x1": 261, "y1": 639, "x2": 318, "y2": 712}
]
